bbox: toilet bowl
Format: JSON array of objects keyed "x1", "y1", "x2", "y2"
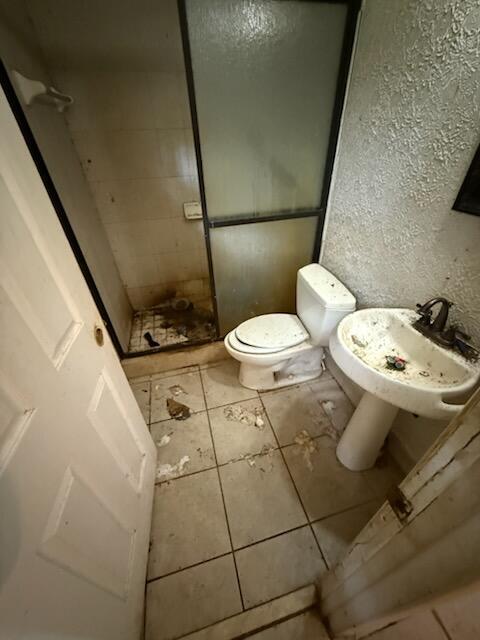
[{"x1": 225, "y1": 264, "x2": 356, "y2": 391}]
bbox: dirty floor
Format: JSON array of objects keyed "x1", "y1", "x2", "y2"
[
  {"x1": 128, "y1": 298, "x2": 215, "y2": 353},
  {"x1": 130, "y1": 359, "x2": 402, "y2": 640}
]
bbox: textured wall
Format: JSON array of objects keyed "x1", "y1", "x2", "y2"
[{"x1": 322, "y1": 0, "x2": 480, "y2": 344}]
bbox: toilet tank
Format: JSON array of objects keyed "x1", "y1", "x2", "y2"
[{"x1": 296, "y1": 264, "x2": 356, "y2": 346}]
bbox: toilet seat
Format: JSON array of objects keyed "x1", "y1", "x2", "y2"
[
  {"x1": 235, "y1": 313, "x2": 308, "y2": 351},
  {"x1": 228, "y1": 331, "x2": 289, "y2": 355}
]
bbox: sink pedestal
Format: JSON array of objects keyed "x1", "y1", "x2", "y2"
[{"x1": 336, "y1": 392, "x2": 399, "y2": 471}]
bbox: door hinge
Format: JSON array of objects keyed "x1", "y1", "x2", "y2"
[{"x1": 387, "y1": 485, "x2": 413, "y2": 523}]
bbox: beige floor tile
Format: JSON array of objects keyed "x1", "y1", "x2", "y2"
[
  {"x1": 130, "y1": 379, "x2": 150, "y2": 424},
  {"x1": 312, "y1": 501, "x2": 380, "y2": 568},
  {"x1": 235, "y1": 526, "x2": 327, "y2": 608},
  {"x1": 283, "y1": 437, "x2": 375, "y2": 521},
  {"x1": 199, "y1": 358, "x2": 230, "y2": 370},
  {"x1": 219, "y1": 450, "x2": 306, "y2": 548},
  {"x1": 362, "y1": 456, "x2": 404, "y2": 499},
  {"x1": 309, "y1": 378, "x2": 355, "y2": 434},
  {"x1": 261, "y1": 384, "x2": 334, "y2": 446},
  {"x1": 250, "y1": 610, "x2": 329, "y2": 639},
  {"x1": 151, "y1": 370, "x2": 206, "y2": 423},
  {"x1": 435, "y1": 587, "x2": 480, "y2": 640},
  {"x1": 151, "y1": 365, "x2": 200, "y2": 380},
  {"x1": 151, "y1": 411, "x2": 216, "y2": 481},
  {"x1": 209, "y1": 399, "x2": 277, "y2": 465},
  {"x1": 367, "y1": 612, "x2": 446, "y2": 640},
  {"x1": 201, "y1": 359, "x2": 258, "y2": 408},
  {"x1": 148, "y1": 469, "x2": 231, "y2": 579},
  {"x1": 180, "y1": 585, "x2": 317, "y2": 640},
  {"x1": 145, "y1": 555, "x2": 242, "y2": 640}
]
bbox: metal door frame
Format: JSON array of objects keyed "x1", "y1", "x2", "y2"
[{"x1": 178, "y1": 0, "x2": 361, "y2": 336}]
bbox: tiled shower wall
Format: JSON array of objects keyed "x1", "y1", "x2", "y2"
[{"x1": 26, "y1": 0, "x2": 210, "y2": 310}]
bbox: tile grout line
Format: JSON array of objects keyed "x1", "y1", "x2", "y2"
[
  {"x1": 257, "y1": 394, "x2": 330, "y2": 571},
  {"x1": 146, "y1": 518, "x2": 322, "y2": 585},
  {"x1": 432, "y1": 609, "x2": 454, "y2": 640},
  {"x1": 146, "y1": 550, "x2": 233, "y2": 584},
  {"x1": 198, "y1": 368, "x2": 247, "y2": 612}
]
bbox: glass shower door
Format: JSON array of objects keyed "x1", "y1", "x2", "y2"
[{"x1": 182, "y1": 0, "x2": 357, "y2": 334}]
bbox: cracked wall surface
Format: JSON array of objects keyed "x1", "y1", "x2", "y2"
[{"x1": 321, "y1": 0, "x2": 480, "y2": 344}]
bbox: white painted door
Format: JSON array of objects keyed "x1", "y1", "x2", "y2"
[{"x1": 0, "y1": 89, "x2": 156, "y2": 639}]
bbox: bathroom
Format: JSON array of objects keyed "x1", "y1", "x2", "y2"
[{"x1": 1, "y1": 0, "x2": 480, "y2": 638}]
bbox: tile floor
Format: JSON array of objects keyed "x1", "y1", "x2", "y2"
[
  {"x1": 128, "y1": 298, "x2": 215, "y2": 353},
  {"x1": 130, "y1": 358, "x2": 403, "y2": 640}
]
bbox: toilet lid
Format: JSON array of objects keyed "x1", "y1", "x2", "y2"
[
  {"x1": 228, "y1": 331, "x2": 288, "y2": 354},
  {"x1": 235, "y1": 314, "x2": 308, "y2": 350}
]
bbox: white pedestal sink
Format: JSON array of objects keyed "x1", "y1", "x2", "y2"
[{"x1": 330, "y1": 309, "x2": 480, "y2": 471}]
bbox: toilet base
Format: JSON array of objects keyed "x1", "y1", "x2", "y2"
[{"x1": 238, "y1": 347, "x2": 325, "y2": 391}]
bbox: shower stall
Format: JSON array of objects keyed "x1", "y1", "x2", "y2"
[{"x1": 0, "y1": 0, "x2": 358, "y2": 358}]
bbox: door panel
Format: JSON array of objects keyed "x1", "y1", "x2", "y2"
[
  {"x1": 0, "y1": 88, "x2": 156, "y2": 639},
  {"x1": 87, "y1": 370, "x2": 147, "y2": 494},
  {"x1": 39, "y1": 466, "x2": 135, "y2": 600}
]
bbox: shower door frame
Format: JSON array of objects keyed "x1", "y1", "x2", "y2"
[{"x1": 178, "y1": 0, "x2": 361, "y2": 335}]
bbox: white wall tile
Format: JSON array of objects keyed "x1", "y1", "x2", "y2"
[
  {"x1": 36, "y1": 9, "x2": 208, "y2": 311},
  {"x1": 90, "y1": 176, "x2": 200, "y2": 224},
  {"x1": 73, "y1": 129, "x2": 163, "y2": 181},
  {"x1": 156, "y1": 253, "x2": 182, "y2": 284},
  {"x1": 156, "y1": 128, "x2": 196, "y2": 177},
  {"x1": 149, "y1": 71, "x2": 191, "y2": 129}
]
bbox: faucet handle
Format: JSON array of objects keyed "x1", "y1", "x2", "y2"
[{"x1": 415, "y1": 302, "x2": 432, "y2": 324}]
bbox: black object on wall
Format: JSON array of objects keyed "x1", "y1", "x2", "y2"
[{"x1": 453, "y1": 144, "x2": 480, "y2": 217}]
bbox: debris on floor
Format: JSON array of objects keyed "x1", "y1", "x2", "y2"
[
  {"x1": 156, "y1": 455, "x2": 190, "y2": 480},
  {"x1": 144, "y1": 331, "x2": 160, "y2": 348},
  {"x1": 237, "y1": 452, "x2": 257, "y2": 467},
  {"x1": 321, "y1": 400, "x2": 337, "y2": 421},
  {"x1": 168, "y1": 384, "x2": 186, "y2": 397},
  {"x1": 259, "y1": 444, "x2": 276, "y2": 456},
  {"x1": 166, "y1": 397, "x2": 191, "y2": 420},
  {"x1": 171, "y1": 297, "x2": 192, "y2": 312},
  {"x1": 231, "y1": 444, "x2": 275, "y2": 469},
  {"x1": 257, "y1": 444, "x2": 276, "y2": 472},
  {"x1": 156, "y1": 434, "x2": 171, "y2": 448},
  {"x1": 294, "y1": 430, "x2": 317, "y2": 471},
  {"x1": 128, "y1": 296, "x2": 216, "y2": 353},
  {"x1": 386, "y1": 355, "x2": 407, "y2": 371},
  {"x1": 224, "y1": 404, "x2": 265, "y2": 429}
]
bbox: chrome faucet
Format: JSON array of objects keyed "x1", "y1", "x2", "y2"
[{"x1": 413, "y1": 297, "x2": 479, "y2": 360}]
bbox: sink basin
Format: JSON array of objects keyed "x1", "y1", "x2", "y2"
[{"x1": 329, "y1": 308, "x2": 479, "y2": 470}]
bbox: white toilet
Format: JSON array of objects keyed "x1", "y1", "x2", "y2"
[{"x1": 224, "y1": 264, "x2": 356, "y2": 390}]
